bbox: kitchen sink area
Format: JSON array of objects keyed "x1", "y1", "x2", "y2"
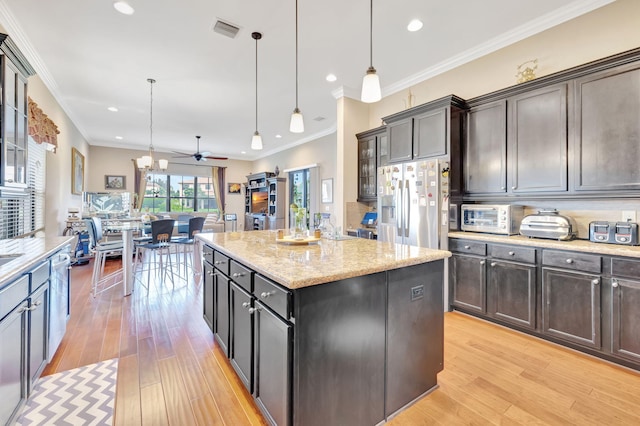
[{"x1": 0, "y1": 253, "x2": 23, "y2": 267}]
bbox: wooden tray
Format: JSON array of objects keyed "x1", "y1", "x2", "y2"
[{"x1": 276, "y1": 236, "x2": 321, "y2": 245}]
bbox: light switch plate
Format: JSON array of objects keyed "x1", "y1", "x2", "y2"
[{"x1": 622, "y1": 210, "x2": 637, "y2": 222}]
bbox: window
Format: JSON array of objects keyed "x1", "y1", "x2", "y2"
[
  {"x1": 141, "y1": 173, "x2": 217, "y2": 213},
  {"x1": 289, "y1": 168, "x2": 311, "y2": 228}
]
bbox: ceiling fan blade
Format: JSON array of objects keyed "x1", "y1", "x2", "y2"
[
  {"x1": 200, "y1": 151, "x2": 211, "y2": 157},
  {"x1": 204, "y1": 155, "x2": 228, "y2": 160},
  {"x1": 172, "y1": 150, "x2": 193, "y2": 158},
  {"x1": 172, "y1": 154, "x2": 193, "y2": 158}
]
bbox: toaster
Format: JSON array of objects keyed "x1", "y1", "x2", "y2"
[
  {"x1": 589, "y1": 221, "x2": 639, "y2": 245},
  {"x1": 519, "y1": 209, "x2": 576, "y2": 241}
]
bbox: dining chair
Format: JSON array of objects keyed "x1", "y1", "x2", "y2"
[
  {"x1": 84, "y1": 217, "x2": 124, "y2": 297},
  {"x1": 134, "y1": 218, "x2": 176, "y2": 290},
  {"x1": 172, "y1": 216, "x2": 206, "y2": 276}
]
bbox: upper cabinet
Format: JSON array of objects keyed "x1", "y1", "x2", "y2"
[
  {"x1": 356, "y1": 126, "x2": 384, "y2": 202},
  {"x1": 0, "y1": 34, "x2": 36, "y2": 191},
  {"x1": 573, "y1": 61, "x2": 640, "y2": 192},
  {"x1": 383, "y1": 95, "x2": 466, "y2": 164}
]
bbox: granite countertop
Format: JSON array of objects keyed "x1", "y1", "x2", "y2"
[
  {"x1": 449, "y1": 231, "x2": 640, "y2": 259},
  {"x1": 0, "y1": 236, "x2": 75, "y2": 285},
  {"x1": 197, "y1": 230, "x2": 451, "y2": 289}
]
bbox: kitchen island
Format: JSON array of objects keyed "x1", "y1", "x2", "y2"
[{"x1": 196, "y1": 230, "x2": 450, "y2": 426}]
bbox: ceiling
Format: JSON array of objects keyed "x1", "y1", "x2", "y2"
[{"x1": 0, "y1": 0, "x2": 612, "y2": 161}]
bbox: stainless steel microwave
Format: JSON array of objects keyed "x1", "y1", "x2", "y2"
[{"x1": 461, "y1": 204, "x2": 524, "y2": 235}]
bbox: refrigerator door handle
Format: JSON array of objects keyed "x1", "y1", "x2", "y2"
[
  {"x1": 404, "y1": 179, "x2": 410, "y2": 238},
  {"x1": 396, "y1": 180, "x2": 403, "y2": 237}
]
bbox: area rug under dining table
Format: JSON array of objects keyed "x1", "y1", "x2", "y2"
[{"x1": 16, "y1": 358, "x2": 118, "y2": 426}]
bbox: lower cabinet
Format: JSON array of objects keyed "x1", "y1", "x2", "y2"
[
  {"x1": 28, "y1": 282, "x2": 50, "y2": 393},
  {"x1": 202, "y1": 260, "x2": 214, "y2": 332},
  {"x1": 0, "y1": 294, "x2": 28, "y2": 425},
  {"x1": 230, "y1": 282, "x2": 254, "y2": 392},
  {"x1": 611, "y1": 278, "x2": 640, "y2": 362},
  {"x1": 254, "y1": 299, "x2": 293, "y2": 426},
  {"x1": 450, "y1": 253, "x2": 486, "y2": 313},
  {"x1": 214, "y1": 274, "x2": 230, "y2": 356},
  {"x1": 487, "y1": 260, "x2": 536, "y2": 330}
]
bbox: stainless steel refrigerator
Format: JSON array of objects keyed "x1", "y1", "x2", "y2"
[{"x1": 377, "y1": 159, "x2": 450, "y2": 250}]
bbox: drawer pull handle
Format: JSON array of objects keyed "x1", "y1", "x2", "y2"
[
  {"x1": 565, "y1": 259, "x2": 574, "y2": 264},
  {"x1": 491, "y1": 262, "x2": 496, "y2": 267},
  {"x1": 248, "y1": 307, "x2": 261, "y2": 314},
  {"x1": 260, "y1": 291, "x2": 275, "y2": 299},
  {"x1": 232, "y1": 272, "x2": 245, "y2": 278},
  {"x1": 242, "y1": 302, "x2": 250, "y2": 308},
  {"x1": 612, "y1": 280, "x2": 619, "y2": 288},
  {"x1": 508, "y1": 251, "x2": 515, "y2": 256},
  {"x1": 464, "y1": 245, "x2": 471, "y2": 249},
  {"x1": 214, "y1": 260, "x2": 226, "y2": 265},
  {"x1": 480, "y1": 260, "x2": 486, "y2": 265},
  {"x1": 592, "y1": 279, "x2": 599, "y2": 285}
]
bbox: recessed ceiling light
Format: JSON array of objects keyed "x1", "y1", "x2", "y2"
[
  {"x1": 115, "y1": 136, "x2": 123, "y2": 140},
  {"x1": 113, "y1": 1, "x2": 135, "y2": 15},
  {"x1": 326, "y1": 74, "x2": 337, "y2": 82},
  {"x1": 407, "y1": 19, "x2": 423, "y2": 32},
  {"x1": 275, "y1": 134, "x2": 282, "y2": 139},
  {"x1": 108, "y1": 106, "x2": 118, "y2": 112},
  {"x1": 241, "y1": 151, "x2": 247, "y2": 154}
]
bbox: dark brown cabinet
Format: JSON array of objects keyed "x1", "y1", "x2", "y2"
[
  {"x1": 508, "y1": 84, "x2": 568, "y2": 193},
  {"x1": 464, "y1": 101, "x2": 507, "y2": 194},
  {"x1": 230, "y1": 281, "x2": 254, "y2": 392},
  {"x1": 214, "y1": 274, "x2": 230, "y2": 356},
  {"x1": 384, "y1": 95, "x2": 465, "y2": 165},
  {"x1": 611, "y1": 278, "x2": 640, "y2": 363},
  {"x1": 574, "y1": 61, "x2": 640, "y2": 192},
  {"x1": 486, "y1": 244, "x2": 537, "y2": 330},
  {"x1": 356, "y1": 129, "x2": 379, "y2": 202},
  {"x1": 449, "y1": 240, "x2": 487, "y2": 313},
  {"x1": 203, "y1": 260, "x2": 214, "y2": 332}
]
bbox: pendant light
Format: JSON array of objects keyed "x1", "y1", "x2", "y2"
[
  {"x1": 136, "y1": 78, "x2": 168, "y2": 172},
  {"x1": 289, "y1": 0, "x2": 304, "y2": 133},
  {"x1": 251, "y1": 32, "x2": 263, "y2": 150},
  {"x1": 361, "y1": 0, "x2": 381, "y2": 103}
]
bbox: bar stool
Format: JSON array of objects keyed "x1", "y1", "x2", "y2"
[
  {"x1": 172, "y1": 216, "x2": 206, "y2": 276},
  {"x1": 84, "y1": 217, "x2": 124, "y2": 297},
  {"x1": 134, "y1": 219, "x2": 176, "y2": 289}
]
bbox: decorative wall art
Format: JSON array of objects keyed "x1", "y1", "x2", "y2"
[
  {"x1": 321, "y1": 178, "x2": 333, "y2": 203},
  {"x1": 105, "y1": 175, "x2": 126, "y2": 190},
  {"x1": 228, "y1": 182, "x2": 242, "y2": 194},
  {"x1": 71, "y1": 148, "x2": 84, "y2": 195}
]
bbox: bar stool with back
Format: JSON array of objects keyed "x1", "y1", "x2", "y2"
[
  {"x1": 84, "y1": 217, "x2": 124, "y2": 297},
  {"x1": 172, "y1": 216, "x2": 206, "y2": 276},
  {"x1": 134, "y1": 218, "x2": 176, "y2": 290}
]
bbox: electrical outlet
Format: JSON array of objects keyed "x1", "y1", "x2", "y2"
[{"x1": 622, "y1": 210, "x2": 637, "y2": 222}]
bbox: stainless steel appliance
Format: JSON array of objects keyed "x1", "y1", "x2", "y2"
[
  {"x1": 589, "y1": 221, "x2": 639, "y2": 245},
  {"x1": 519, "y1": 209, "x2": 575, "y2": 241},
  {"x1": 461, "y1": 204, "x2": 523, "y2": 235},
  {"x1": 49, "y1": 246, "x2": 71, "y2": 360},
  {"x1": 377, "y1": 159, "x2": 449, "y2": 250}
]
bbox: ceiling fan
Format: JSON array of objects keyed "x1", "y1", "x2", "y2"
[{"x1": 172, "y1": 136, "x2": 228, "y2": 161}]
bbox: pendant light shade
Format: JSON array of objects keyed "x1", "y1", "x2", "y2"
[
  {"x1": 361, "y1": 0, "x2": 381, "y2": 103},
  {"x1": 289, "y1": 0, "x2": 304, "y2": 133},
  {"x1": 251, "y1": 32, "x2": 263, "y2": 150},
  {"x1": 136, "y1": 78, "x2": 168, "y2": 171}
]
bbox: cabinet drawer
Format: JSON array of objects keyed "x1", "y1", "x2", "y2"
[
  {"x1": 542, "y1": 250, "x2": 601, "y2": 274},
  {"x1": 490, "y1": 244, "x2": 536, "y2": 264},
  {"x1": 611, "y1": 257, "x2": 640, "y2": 279},
  {"x1": 214, "y1": 251, "x2": 230, "y2": 276},
  {"x1": 449, "y1": 239, "x2": 486, "y2": 256},
  {"x1": 30, "y1": 261, "x2": 50, "y2": 292},
  {"x1": 203, "y1": 245, "x2": 214, "y2": 265},
  {"x1": 230, "y1": 260, "x2": 253, "y2": 292},
  {"x1": 0, "y1": 275, "x2": 29, "y2": 320},
  {"x1": 254, "y1": 275, "x2": 292, "y2": 321}
]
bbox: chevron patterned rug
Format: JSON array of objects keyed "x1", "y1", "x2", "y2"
[{"x1": 17, "y1": 358, "x2": 118, "y2": 426}]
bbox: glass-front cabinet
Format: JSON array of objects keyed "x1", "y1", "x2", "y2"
[
  {"x1": 0, "y1": 34, "x2": 35, "y2": 190},
  {"x1": 356, "y1": 126, "x2": 385, "y2": 202}
]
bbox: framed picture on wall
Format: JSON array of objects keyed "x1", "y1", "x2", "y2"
[
  {"x1": 105, "y1": 175, "x2": 126, "y2": 190},
  {"x1": 228, "y1": 182, "x2": 242, "y2": 194},
  {"x1": 71, "y1": 147, "x2": 84, "y2": 195}
]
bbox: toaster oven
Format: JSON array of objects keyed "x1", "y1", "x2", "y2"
[{"x1": 461, "y1": 204, "x2": 524, "y2": 235}]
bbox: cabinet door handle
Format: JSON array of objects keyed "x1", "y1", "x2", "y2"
[
  {"x1": 501, "y1": 186, "x2": 506, "y2": 190},
  {"x1": 479, "y1": 260, "x2": 486, "y2": 265},
  {"x1": 508, "y1": 251, "x2": 515, "y2": 256},
  {"x1": 242, "y1": 302, "x2": 250, "y2": 308},
  {"x1": 260, "y1": 291, "x2": 274, "y2": 299},
  {"x1": 490, "y1": 262, "x2": 496, "y2": 267},
  {"x1": 612, "y1": 280, "x2": 619, "y2": 288},
  {"x1": 232, "y1": 272, "x2": 245, "y2": 278},
  {"x1": 511, "y1": 186, "x2": 516, "y2": 190},
  {"x1": 17, "y1": 304, "x2": 28, "y2": 314},
  {"x1": 591, "y1": 279, "x2": 599, "y2": 285},
  {"x1": 565, "y1": 259, "x2": 574, "y2": 264},
  {"x1": 248, "y1": 306, "x2": 261, "y2": 314},
  {"x1": 33, "y1": 300, "x2": 42, "y2": 307},
  {"x1": 464, "y1": 245, "x2": 471, "y2": 249}
]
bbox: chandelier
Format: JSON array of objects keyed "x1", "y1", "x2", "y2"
[{"x1": 136, "y1": 78, "x2": 168, "y2": 172}]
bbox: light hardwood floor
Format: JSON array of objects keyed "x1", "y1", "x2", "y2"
[{"x1": 44, "y1": 257, "x2": 640, "y2": 425}]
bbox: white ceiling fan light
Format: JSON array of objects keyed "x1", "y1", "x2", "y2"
[{"x1": 113, "y1": 1, "x2": 135, "y2": 15}]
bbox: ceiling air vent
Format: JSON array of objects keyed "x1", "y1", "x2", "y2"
[
  {"x1": 213, "y1": 20, "x2": 240, "y2": 39},
  {"x1": 314, "y1": 116, "x2": 326, "y2": 122}
]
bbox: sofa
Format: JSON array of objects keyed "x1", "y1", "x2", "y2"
[{"x1": 156, "y1": 211, "x2": 225, "y2": 233}]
